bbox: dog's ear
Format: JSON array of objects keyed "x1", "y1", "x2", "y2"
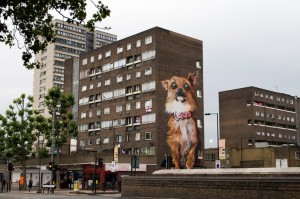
[
  {"x1": 161, "y1": 80, "x2": 169, "y2": 91},
  {"x1": 188, "y1": 71, "x2": 199, "y2": 87}
]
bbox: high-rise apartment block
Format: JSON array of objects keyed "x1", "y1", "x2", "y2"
[
  {"x1": 219, "y1": 87, "x2": 300, "y2": 149},
  {"x1": 65, "y1": 27, "x2": 204, "y2": 168},
  {"x1": 33, "y1": 19, "x2": 117, "y2": 116}
]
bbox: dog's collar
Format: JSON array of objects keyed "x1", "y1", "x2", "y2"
[{"x1": 174, "y1": 112, "x2": 192, "y2": 120}]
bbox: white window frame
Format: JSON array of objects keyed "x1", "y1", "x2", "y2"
[
  {"x1": 127, "y1": 43, "x2": 131, "y2": 50},
  {"x1": 90, "y1": 56, "x2": 94, "y2": 63},
  {"x1": 145, "y1": 132, "x2": 152, "y2": 140},
  {"x1": 98, "y1": 53, "x2": 102, "y2": 60},
  {"x1": 136, "y1": 40, "x2": 141, "y2": 47},
  {"x1": 117, "y1": 46, "x2": 123, "y2": 54},
  {"x1": 105, "y1": 50, "x2": 111, "y2": 57},
  {"x1": 82, "y1": 58, "x2": 87, "y2": 65},
  {"x1": 145, "y1": 36, "x2": 152, "y2": 45}
]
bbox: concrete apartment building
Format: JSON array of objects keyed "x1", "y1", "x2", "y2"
[
  {"x1": 64, "y1": 27, "x2": 204, "y2": 171},
  {"x1": 219, "y1": 86, "x2": 300, "y2": 149},
  {"x1": 33, "y1": 19, "x2": 117, "y2": 117}
]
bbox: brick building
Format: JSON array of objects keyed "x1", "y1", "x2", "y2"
[
  {"x1": 64, "y1": 27, "x2": 204, "y2": 171},
  {"x1": 219, "y1": 87, "x2": 300, "y2": 149}
]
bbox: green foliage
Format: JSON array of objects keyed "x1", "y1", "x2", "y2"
[
  {"x1": 44, "y1": 87, "x2": 78, "y2": 153},
  {"x1": 0, "y1": 94, "x2": 39, "y2": 161},
  {"x1": 0, "y1": 0, "x2": 110, "y2": 69}
]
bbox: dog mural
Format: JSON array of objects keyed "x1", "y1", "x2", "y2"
[{"x1": 161, "y1": 71, "x2": 199, "y2": 169}]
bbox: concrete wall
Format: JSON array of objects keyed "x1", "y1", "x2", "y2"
[{"x1": 122, "y1": 168, "x2": 300, "y2": 199}]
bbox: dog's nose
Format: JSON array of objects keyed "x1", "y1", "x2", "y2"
[{"x1": 178, "y1": 88, "x2": 183, "y2": 91}]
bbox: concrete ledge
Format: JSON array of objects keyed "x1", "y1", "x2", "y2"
[
  {"x1": 153, "y1": 167, "x2": 300, "y2": 175},
  {"x1": 122, "y1": 168, "x2": 300, "y2": 199}
]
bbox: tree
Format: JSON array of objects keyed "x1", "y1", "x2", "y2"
[
  {"x1": 44, "y1": 87, "x2": 78, "y2": 188},
  {"x1": 44, "y1": 87, "x2": 78, "y2": 154},
  {"x1": 0, "y1": 94, "x2": 40, "y2": 190},
  {"x1": 0, "y1": 0, "x2": 110, "y2": 69}
]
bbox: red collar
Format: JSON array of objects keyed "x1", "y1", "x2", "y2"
[{"x1": 174, "y1": 112, "x2": 192, "y2": 120}]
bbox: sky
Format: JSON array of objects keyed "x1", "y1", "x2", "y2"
[{"x1": 1, "y1": 0, "x2": 300, "y2": 148}]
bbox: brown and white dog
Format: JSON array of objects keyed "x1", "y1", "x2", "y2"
[{"x1": 161, "y1": 71, "x2": 199, "y2": 169}]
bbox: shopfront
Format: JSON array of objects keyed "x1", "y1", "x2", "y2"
[{"x1": 82, "y1": 164, "x2": 105, "y2": 190}]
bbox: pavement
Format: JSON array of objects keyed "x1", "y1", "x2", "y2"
[{"x1": 2, "y1": 183, "x2": 121, "y2": 197}]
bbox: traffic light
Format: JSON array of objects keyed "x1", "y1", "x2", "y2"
[
  {"x1": 8, "y1": 162, "x2": 14, "y2": 171},
  {"x1": 98, "y1": 158, "x2": 103, "y2": 168},
  {"x1": 48, "y1": 162, "x2": 53, "y2": 170}
]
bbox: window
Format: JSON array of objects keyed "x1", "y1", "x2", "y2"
[
  {"x1": 117, "y1": 46, "x2": 123, "y2": 54},
  {"x1": 96, "y1": 109, "x2": 101, "y2": 116},
  {"x1": 126, "y1": 134, "x2": 130, "y2": 142},
  {"x1": 102, "y1": 63, "x2": 113, "y2": 72},
  {"x1": 114, "y1": 88, "x2": 126, "y2": 98},
  {"x1": 142, "y1": 50, "x2": 156, "y2": 61},
  {"x1": 88, "y1": 139, "x2": 92, "y2": 145},
  {"x1": 82, "y1": 58, "x2": 87, "y2": 65},
  {"x1": 136, "y1": 101, "x2": 141, "y2": 109},
  {"x1": 81, "y1": 112, "x2": 86, "y2": 119},
  {"x1": 97, "y1": 82, "x2": 101, "y2": 87},
  {"x1": 126, "y1": 73, "x2": 131, "y2": 80},
  {"x1": 105, "y1": 50, "x2": 111, "y2": 57},
  {"x1": 135, "y1": 71, "x2": 141, "y2": 78},
  {"x1": 89, "y1": 83, "x2": 94, "y2": 90},
  {"x1": 80, "y1": 140, "x2": 85, "y2": 147},
  {"x1": 126, "y1": 86, "x2": 133, "y2": 95},
  {"x1": 98, "y1": 53, "x2": 102, "y2": 60},
  {"x1": 116, "y1": 135, "x2": 122, "y2": 143},
  {"x1": 126, "y1": 103, "x2": 131, "y2": 112},
  {"x1": 82, "y1": 85, "x2": 87, "y2": 92},
  {"x1": 90, "y1": 56, "x2": 94, "y2": 63},
  {"x1": 116, "y1": 75, "x2": 123, "y2": 83},
  {"x1": 142, "y1": 81, "x2": 156, "y2": 92},
  {"x1": 126, "y1": 117, "x2": 133, "y2": 125},
  {"x1": 101, "y1": 120, "x2": 112, "y2": 129},
  {"x1": 102, "y1": 91, "x2": 113, "y2": 101},
  {"x1": 127, "y1": 43, "x2": 131, "y2": 50},
  {"x1": 103, "y1": 137, "x2": 109, "y2": 144},
  {"x1": 89, "y1": 110, "x2": 93, "y2": 118},
  {"x1": 145, "y1": 67, "x2": 152, "y2": 76},
  {"x1": 197, "y1": 119, "x2": 202, "y2": 128},
  {"x1": 136, "y1": 40, "x2": 141, "y2": 47},
  {"x1": 145, "y1": 36, "x2": 152, "y2": 45},
  {"x1": 145, "y1": 132, "x2": 152, "y2": 140},
  {"x1": 211, "y1": 154, "x2": 215, "y2": 161},
  {"x1": 134, "y1": 116, "x2": 141, "y2": 124},
  {"x1": 95, "y1": 93, "x2": 101, "y2": 101},
  {"x1": 145, "y1": 99, "x2": 152, "y2": 112},
  {"x1": 104, "y1": 107, "x2": 110, "y2": 114},
  {"x1": 196, "y1": 61, "x2": 201, "y2": 69},
  {"x1": 104, "y1": 78, "x2": 111, "y2": 86},
  {"x1": 96, "y1": 139, "x2": 101, "y2": 145},
  {"x1": 114, "y1": 58, "x2": 126, "y2": 69},
  {"x1": 142, "y1": 113, "x2": 156, "y2": 124},
  {"x1": 204, "y1": 154, "x2": 209, "y2": 161},
  {"x1": 197, "y1": 90, "x2": 202, "y2": 98},
  {"x1": 116, "y1": 105, "x2": 122, "y2": 113},
  {"x1": 135, "y1": 133, "x2": 140, "y2": 141}
]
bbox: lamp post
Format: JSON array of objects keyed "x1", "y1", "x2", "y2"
[
  {"x1": 50, "y1": 106, "x2": 56, "y2": 193},
  {"x1": 205, "y1": 113, "x2": 220, "y2": 161}
]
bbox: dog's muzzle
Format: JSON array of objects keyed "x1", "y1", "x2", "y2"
[{"x1": 176, "y1": 88, "x2": 187, "y2": 103}]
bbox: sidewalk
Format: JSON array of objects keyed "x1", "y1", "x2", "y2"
[{"x1": 7, "y1": 183, "x2": 120, "y2": 196}]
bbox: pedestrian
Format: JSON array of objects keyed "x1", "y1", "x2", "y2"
[
  {"x1": 28, "y1": 178, "x2": 33, "y2": 192},
  {"x1": 88, "y1": 179, "x2": 93, "y2": 190},
  {"x1": 1, "y1": 179, "x2": 6, "y2": 192}
]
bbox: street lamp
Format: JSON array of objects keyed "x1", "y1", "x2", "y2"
[
  {"x1": 205, "y1": 113, "x2": 219, "y2": 161},
  {"x1": 50, "y1": 106, "x2": 56, "y2": 193}
]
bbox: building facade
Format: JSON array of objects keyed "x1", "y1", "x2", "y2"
[
  {"x1": 65, "y1": 27, "x2": 204, "y2": 170},
  {"x1": 33, "y1": 19, "x2": 117, "y2": 117},
  {"x1": 219, "y1": 87, "x2": 300, "y2": 149}
]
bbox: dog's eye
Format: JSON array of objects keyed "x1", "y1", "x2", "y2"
[
  {"x1": 171, "y1": 82, "x2": 177, "y2": 89},
  {"x1": 184, "y1": 83, "x2": 190, "y2": 90}
]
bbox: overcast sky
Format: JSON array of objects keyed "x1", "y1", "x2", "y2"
[{"x1": 1, "y1": 0, "x2": 299, "y2": 148}]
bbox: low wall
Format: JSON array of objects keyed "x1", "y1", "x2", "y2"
[{"x1": 121, "y1": 168, "x2": 300, "y2": 199}]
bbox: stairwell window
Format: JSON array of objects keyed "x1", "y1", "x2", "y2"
[{"x1": 145, "y1": 36, "x2": 152, "y2": 45}]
